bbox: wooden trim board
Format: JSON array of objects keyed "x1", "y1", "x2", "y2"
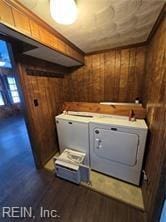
[
  {"x1": 86, "y1": 41, "x2": 147, "y2": 56},
  {"x1": 63, "y1": 102, "x2": 146, "y2": 119}
]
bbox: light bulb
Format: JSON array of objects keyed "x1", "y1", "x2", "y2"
[{"x1": 50, "y1": 0, "x2": 78, "y2": 25}]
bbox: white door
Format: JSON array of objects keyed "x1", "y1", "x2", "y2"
[{"x1": 93, "y1": 128, "x2": 139, "y2": 166}]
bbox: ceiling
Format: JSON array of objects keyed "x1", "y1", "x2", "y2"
[{"x1": 18, "y1": 0, "x2": 165, "y2": 53}]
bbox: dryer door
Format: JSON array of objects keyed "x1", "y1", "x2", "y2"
[{"x1": 94, "y1": 128, "x2": 139, "y2": 166}]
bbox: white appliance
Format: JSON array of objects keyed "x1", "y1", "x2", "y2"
[
  {"x1": 55, "y1": 149, "x2": 89, "y2": 184},
  {"x1": 56, "y1": 113, "x2": 94, "y2": 165},
  {"x1": 89, "y1": 117, "x2": 148, "y2": 185}
]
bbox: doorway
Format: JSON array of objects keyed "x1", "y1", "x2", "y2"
[{"x1": 0, "y1": 39, "x2": 35, "y2": 169}]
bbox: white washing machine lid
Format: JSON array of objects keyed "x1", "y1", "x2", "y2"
[
  {"x1": 89, "y1": 117, "x2": 147, "y2": 130},
  {"x1": 56, "y1": 113, "x2": 94, "y2": 123},
  {"x1": 56, "y1": 113, "x2": 147, "y2": 129}
]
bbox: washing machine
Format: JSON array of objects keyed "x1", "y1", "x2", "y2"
[
  {"x1": 56, "y1": 113, "x2": 94, "y2": 166},
  {"x1": 89, "y1": 116, "x2": 148, "y2": 185}
]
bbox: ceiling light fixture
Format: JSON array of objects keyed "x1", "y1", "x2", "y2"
[{"x1": 50, "y1": 0, "x2": 78, "y2": 25}]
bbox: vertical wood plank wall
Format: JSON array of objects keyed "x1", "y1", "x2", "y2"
[
  {"x1": 142, "y1": 17, "x2": 166, "y2": 222},
  {"x1": 64, "y1": 46, "x2": 146, "y2": 103},
  {"x1": 17, "y1": 59, "x2": 65, "y2": 167}
]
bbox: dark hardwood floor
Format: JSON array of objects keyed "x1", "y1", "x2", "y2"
[{"x1": 0, "y1": 116, "x2": 146, "y2": 222}]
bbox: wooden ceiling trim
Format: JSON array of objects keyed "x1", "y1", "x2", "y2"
[
  {"x1": 0, "y1": 0, "x2": 84, "y2": 64},
  {"x1": 86, "y1": 41, "x2": 147, "y2": 56}
]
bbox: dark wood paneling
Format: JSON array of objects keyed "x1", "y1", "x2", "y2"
[
  {"x1": 142, "y1": 15, "x2": 166, "y2": 222},
  {"x1": 17, "y1": 58, "x2": 65, "y2": 167},
  {"x1": 65, "y1": 46, "x2": 146, "y2": 103}
]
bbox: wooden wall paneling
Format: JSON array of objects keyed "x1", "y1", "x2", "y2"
[
  {"x1": 135, "y1": 47, "x2": 147, "y2": 102},
  {"x1": 0, "y1": 1, "x2": 14, "y2": 26},
  {"x1": 152, "y1": 137, "x2": 166, "y2": 222},
  {"x1": 56, "y1": 38, "x2": 66, "y2": 54},
  {"x1": 119, "y1": 48, "x2": 130, "y2": 101},
  {"x1": 126, "y1": 48, "x2": 136, "y2": 101},
  {"x1": 45, "y1": 78, "x2": 57, "y2": 160},
  {"x1": 73, "y1": 65, "x2": 84, "y2": 101},
  {"x1": 34, "y1": 76, "x2": 48, "y2": 164},
  {"x1": 31, "y1": 76, "x2": 45, "y2": 162},
  {"x1": 104, "y1": 50, "x2": 116, "y2": 101},
  {"x1": 74, "y1": 63, "x2": 83, "y2": 101},
  {"x1": 12, "y1": 7, "x2": 31, "y2": 36},
  {"x1": 104, "y1": 49, "x2": 121, "y2": 101},
  {"x1": 83, "y1": 56, "x2": 91, "y2": 101},
  {"x1": 43, "y1": 77, "x2": 57, "y2": 159},
  {"x1": 32, "y1": 74, "x2": 57, "y2": 164},
  {"x1": 111, "y1": 50, "x2": 117, "y2": 100},
  {"x1": 39, "y1": 26, "x2": 55, "y2": 49},
  {"x1": 67, "y1": 69, "x2": 75, "y2": 101},
  {"x1": 17, "y1": 63, "x2": 42, "y2": 166},
  {"x1": 39, "y1": 27, "x2": 50, "y2": 47},
  {"x1": 114, "y1": 49, "x2": 121, "y2": 101},
  {"x1": 29, "y1": 19, "x2": 40, "y2": 40},
  {"x1": 85, "y1": 56, "x2": 92, "y2": 101},
  {"x1": 63, "y1": 73, "x2": 72, "y2": 102},
  {"x1": 68, "y1": 63, "x2": 85, "y2": 102},
  {"x1": 88, "y1": 54, "x2": 97, "y2": 102},
  {"x1": 94, "y1": 53, "x2": 104, "y2": 102},
  {"x1": 141, "y1": 16, "x2": 166, "y2": 222},
  {"x1": 17, "y1": 59, "x2": 66, "y2": 167},
  {"x1": 54, "y1": 78, "x2": 64, "y2": 113},
  {"x1": 69, "y1": 53, "x2": 105, "y2": 103},
  {"x1": 82, "y1": 63, "x2": 88, "y2": 102},
  {"x1": 65, "y1": 46, "x2": 146, "y2": 103},
  {"x1": 27, "y1": 74, "x2": 45, "y2": 163},
  {"x1": 80, "y1": 56, "x2": 90, "y2": 102}
]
